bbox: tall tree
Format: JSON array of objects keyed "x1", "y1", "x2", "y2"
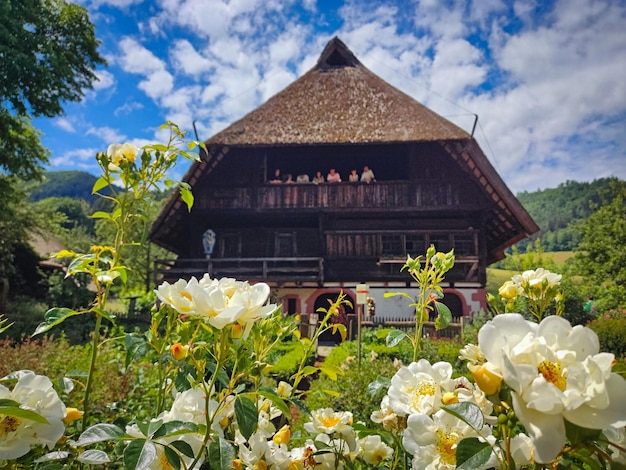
[
  {"x1": 0, "y1": 0, "x2": 105, "y2": 307},
  {"x1": 1, "y1": 0, "x2": 105, "y2": 178},
  {"x1": 574, "y1": 180, "x2": 626, "y2": 311}
]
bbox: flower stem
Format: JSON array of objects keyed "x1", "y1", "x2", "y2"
[{"x1": 81, "y1": 312, "x2": 102, "y2": 430}]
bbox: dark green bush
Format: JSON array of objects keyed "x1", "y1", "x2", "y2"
[
  {"x1": 267, "y1": 340, "x2": 315, "y2": 382},
  {"x1": 587, "y1": 314, "x2": 626, "y2": 358}
]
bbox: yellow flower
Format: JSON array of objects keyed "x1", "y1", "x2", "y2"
[
  {"x1": 442, "y1": 392, "x2": 459, "y2": 405},
  {"x1": 231, "y1": 323, "x2": 243, "y2": 339},
  {"x1": 63, "y1": 408, "x2": 84, "y2": 424},
  {"x1": 232, "y1": 459, "x2": 244, "y2": 470},
  {"x1": 107, "y1": 143, "x2": 139, "y2": 166},
  {"x1": 170, "y1": 343, "x2": 189, "y2": 361},
  {"x1": 273, "y1": 424, "x2": 291, "y2": 445},
  {"x1": 468, "y1": 364, "x2": 502, "y2": 395},
  {"x1": 498, "y1": 281, "x2": 518, "y2": 300}
]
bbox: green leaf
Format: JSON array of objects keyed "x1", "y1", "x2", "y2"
[
  {"x1": 91, "y1": 307, "x2": 116, "y2": 324},
  {"x1": 455, "y1": 437, "x2": 492, "y2": 469},
  {"x1": 235, "y1": 396, "x2": 258, "y2": 441},
  {"x1": 136, "y1": 419, "x2": 163, "y2": 439},
  {"x1": 383, "y1": 291, "x2": 414, "y2": 300},
  {"x1": 319, "y1": 364, "x2": 344, "y2": 381},
  {"x1": 32, "y1": 307, "x2": 82, "y2": 336},
  {"x1": 434, "y1": 301, "x2": 452, "y2": 330},
  {"x1": 208, "y1": 437, "x2": 235, "y2": 470},
  {"x1": 125, "y1": 333, "x2": 148, "y2": 368},
  {"x1": 442, "y1": 402, "x2": 484, "y2": 431},
  {"x1": 257, "y1": 388, "x2": 291, "y2": 418},
  {"x1": 0, "y1": 399, "x2": 19, "y2": 407},
  {"x1": 89, "y1": 211, "x2": 111, "y2": 219},
  {"x1": 300, "y1": 365, "x2": 319, "y2": 377},
  {"x1": 332, "y1": 322, "x2": 347, "y2": 341},
  {"x1": 169, "y1": 440, "x2": 195, "y2": 459},
  {"x1": 92, "y1": 176, "x2": 109, "y2": 194},
  {"x1": 179, "y1": 185, "x2": 194, "y2": 212},
  {"x1": 152, "y1": 421, "x2": 200, "y2": 439},
  {"x1": 76, "y1": 423, "x2": 125, "y2": 446},
  {"x1": 163, "y1": 446, "x2": 181, "y2": 470},
  {"x1": 76, "y1": 449, "x2": 111, "y2": 465},
  {"x1": 286, "y1": 396, "x2": 311, "y2": 417},
  {"x1": 367, "y1": 376, "x2": 391, "y2": 396},
  {"x1": 124, "y1": 439, "x2": 157, "y2": 470},
  {"x1": 205, "y1": 362, "x2": 229, "y2": 389},
  {"x1": 34, "y1": 451, "x2": 71, "y2": 462},
  {"x1": 386, "y1": 329, "x2": 407, "y2": 347},
  {"x1": 564, "y1": 419, "x2": 603, "y2": 445},
  {"x1": 0, "y1": 405, "x2": 49, "y2": 424}
]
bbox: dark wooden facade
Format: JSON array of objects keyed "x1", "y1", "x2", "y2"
[{"x1": 150, "y1": 38, "x2": 538, "y2": 300}]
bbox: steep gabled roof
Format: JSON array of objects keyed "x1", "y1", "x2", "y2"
[
  {"x1": 206, "y1": 37, "x2": 469, "y2": 146},
  {"x1": 150, "y1": 37, "x2": 538, "y2": 262}
]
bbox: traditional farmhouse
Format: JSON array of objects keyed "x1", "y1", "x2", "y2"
[{"x1": 150, "y1": 37, "x2": 538, "y2": 322}]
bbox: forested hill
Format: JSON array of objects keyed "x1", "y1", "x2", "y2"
[
  {"x1": 514, "y1": 177, "x2": 625, "y2": 252},
  {"x1": 29, "y1": 171, "x2": 101, "y2": 205}
]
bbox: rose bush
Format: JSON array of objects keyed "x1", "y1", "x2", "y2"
[{"x1": 1, "y1": 129, "x2": 624, "y2": 469}]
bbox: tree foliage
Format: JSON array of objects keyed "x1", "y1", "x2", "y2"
[
  {"x1": 0, "y1": 0, "x2": 104, "y2": 299},
  {"x1": 515, "y1": 178, "x2": 622, "y2": 252},
  {"x1": 573, "y1": 180, "x2": 626, "y2": 311}
]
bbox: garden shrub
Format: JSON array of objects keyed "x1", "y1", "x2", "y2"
[
  {"x1": 0, "y1": 331, "x2": 160, "y2": 422},
  {"x1": 587, "y1": 313, "x2": 626, "y2": 358},
  {"x1": 0, "y1": 297, "x2": 48, "y2": 342},
  {"x1": 267, "y1": 339, "x2": 316, "y2": 383},
  {"x1": 305, "y1": 354, "x2": 399, "y2": 424}
]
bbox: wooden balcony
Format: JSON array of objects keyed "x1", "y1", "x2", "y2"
[
  {"x1": 154, "y1": 255, "x2": 484, "y2": 285},
  {"x1": 197, "y1": 180, "x2": 481, "y2": 212},
  {"x1": 155, "y1": 257, "x2": 324, "y2": 284}
]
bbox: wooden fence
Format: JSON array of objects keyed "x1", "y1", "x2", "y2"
[{"x1": 299, "y1": 313, "x2": 465, "y2": 342}]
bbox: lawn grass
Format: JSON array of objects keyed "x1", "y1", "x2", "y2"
[{"x1": 486, "y1": 251, "x2": 575, "y2": 294}]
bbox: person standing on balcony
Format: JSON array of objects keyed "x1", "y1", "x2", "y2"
[
  {"x1": 327, "y1": 168, "x2": 341, "y2": 183},
  {"x1": 270, "y1": 168, "x2": 283, "y2": 183},
  {"x1": 360, "y1": 166, "x2": 375, "y2": 183},
  {"x1": 313, "y1": 171, "x2": 324, "y2": 184},
  {"x1": 349, "y1": 169, "x2": 359, "y2": 182}
]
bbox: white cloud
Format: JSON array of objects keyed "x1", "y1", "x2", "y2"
[
  {"x1": 54, "y1": 118, "x2": 76, "y2": 133},
  {"x1": 170, "y1": 39, "x2": 214, "y2": 77},
  {"x1": 114, "y1": 101, "x2": 144, "y2": 116},
  {"x1": 42, "y1": 0, "x2": 626, "y2": 193},
  {"x1": 90, "y1": 0, "x2": 143, "y2": 7},
  {"x1": 86, "y1": 126, "x2": 126, "y2": 144},
  {"x1": 50, "y1": 147, "x2": 100, "y2": 168},
  {"x1": 117, "y1": 37, "x2": 174, "y2": 99},
  {"x1": 93, "y1": 69, "x2": 116, "y2": 90}
]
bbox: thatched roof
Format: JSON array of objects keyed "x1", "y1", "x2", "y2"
[
  {"x1": 206, "y1": 37, "x2": 469, "y2": 146},
  {"x1": 150, "y1": 37, "x2": 538, "y2": 262}
]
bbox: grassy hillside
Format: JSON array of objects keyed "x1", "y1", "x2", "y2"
[{"x1": 486, "y1": 251, "x2": 575, "y2": 294}]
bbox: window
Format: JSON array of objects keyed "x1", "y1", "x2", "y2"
[
  {"x1": 275, "y1": 232, "x2": 295, "y2": 257},
  {"x1": 429, "y1": 235, "x2": 451, "y2": 253},
  {"x1": 453, "y1": 235, "x2": 476, "y2": 256},
  {"x1": 220, "y1": 233, "x2": 241, "y2": 258},
  {"x1": 381, "y1": 235, "x2": 403, "y2": 256},
  {"x1": 405, "y1": 234, "x2": 425, "y2": 255}
]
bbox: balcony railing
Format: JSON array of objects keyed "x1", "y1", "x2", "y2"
[
  {"x1": 155, "y1": 257, "x2": 324, "y2": 284},
  {"x1": 197, "y1": 181, "x2": 476, "y2": 211}
]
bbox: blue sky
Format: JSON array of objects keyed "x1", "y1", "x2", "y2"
[{"x1": 34, "y1": 0, "x2": 626, "y2": 194}]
